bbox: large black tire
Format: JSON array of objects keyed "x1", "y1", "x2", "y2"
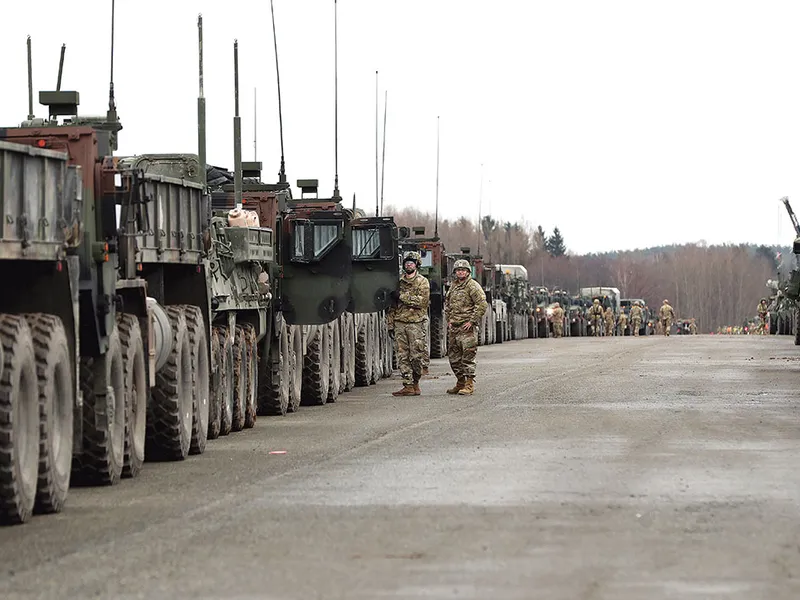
[
  {"x1": 354, "y1": 315, "x2": 372, "y2": 387},
  {"x1": 327, "y1": 321, "x2": 341, "y2": 403},
  {"x1": 231, "y1": 326, "x2": 247, "y2": 432},
  {"x1": 794, "y1": 307, "x2": 800, "y2": 345},
  {"x1": 147, "y1": 306, "x2": 192, "y2": 461},
  {"x1": 302, "y1": 326, "x2": 331, "y2": 405},
  {"x1": 76, "y1": 325, "x2": 125, "y2": 484},
  {"x1": 382, "y1": 314, "x2": 393, "y2": 378},
  {"x1": 216, "y1": 327, "x2": 234, "y2": 436},
  {"x1": 0, "y1": 315, "x2": 39, "y2": 524},
  {"x1": 342, "y1": 314, "x2": 356, "y2": 392},
  {"x1": 430, "y1": 310, "x2": 446, "y2": 359},
  {"x1": 258, "y1": 316, "x2": 290, "y2": 416},
  {"x1": 117, "y1": 314, "x2": 146, "y2": 479},
  {"x1": 207, "y1": 328, "x2": 222, "y2": 438},
  {"x1": 24, "y1": 314, "x2": 73, "y2": 513},
  {"x1": 242, "y1": 324, "x2": 258, "y2": 428},
  {"x1": 369, "y1": 315, "x2": 381, "y2": 385},
  {"x1": 495, "y1": 321, "x2": 503, "y2": 344},
  {"x1": 184, "y1": 306, "x2": 210, "y2": 454},
  {"x1": 287, "y1": 325, "x2": 303, "y2": 413}
]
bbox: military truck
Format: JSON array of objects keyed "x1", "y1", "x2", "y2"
[
  {"x1": 568, "y1": 295, "x2": 588, "y2": 337},
  {"x1": 547, "y1": 288, "x2": 571, "y2": 337},
  {"x1": 532, "y1": 286, "x2": 551, "y2": 338},
  {"x1": 492, "y1": 265, "x2": 532, "y2": 340}
]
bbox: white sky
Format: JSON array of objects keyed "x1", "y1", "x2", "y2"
[{"x1": 1, "y1": 0, "x2": 799, "y2": 254}]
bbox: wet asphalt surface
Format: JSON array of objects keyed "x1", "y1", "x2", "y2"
[{"x1": 1, "y1": 334, "x2": 800, "y2": 599}]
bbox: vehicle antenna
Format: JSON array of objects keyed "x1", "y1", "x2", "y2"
[
  {"x1": 375, "y1": 70, "x2": 379, "y2": 217},
  {"x1": 233, "y1": 40, "x2": 243, "y2": 209},
  {"x1": 107, "y1": 0, "x2": 117, "y2": 124},
  {"x1": 380, "y1": 90, "x2": 388, "y2": 217},
  {"x1": 197, "y1": 14, "x2": 207, "y2": 188},
  {"x1": 333, "y1": 0, "x2": 340, "y2": 200},
  {"x1": 434, "y1": 115, "x2": 440, "y2": 239},
  {"x1": 254, "y1": 88, "x2": 257, "y2": 161},
  {"x1": 477, "y1": 163, "x2": 483, "y2": 255},
  {"x1": 56, "y1": 43, "x2": 65, "y2": 91},
  {"x1": 26, "y1": 36, "x2": 34, "y2": 120},
  {"x1": 269, "y1": 0, "x2": 287, "y2": 184}
]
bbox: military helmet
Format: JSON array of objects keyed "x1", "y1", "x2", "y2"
[
  {"x1": 453, "y1": 259, "x2": 471, "y2": 272},
  {"x1": 663, "y1": 299, "x2": 669, "y2": 304},
  {"x1": 403, "y1": 251, "x2": 422, "y2": 265},
  {"x1": 593, "y1": 298, "x2": 600, "y2": 304},
  {"x1": 760, "y1": 297, "x2": 766, "y2": 302}
]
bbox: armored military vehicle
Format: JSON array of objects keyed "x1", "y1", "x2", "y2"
[
  {"x1": 568, "y1": 295, "x2": 588, "y2": 336},
  {"x1": 547, "y1": 288, "x2": 571, "y2": 337},
  {"x1": 619, "y1": 298, "x2": 650, "y2": 336},
  {"x1": 532, "y1": 286, "x2": 551, "y2": 339}
]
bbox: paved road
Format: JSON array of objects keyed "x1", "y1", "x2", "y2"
[{"x1": 1, "y1": 335, "x2": 799, "y2": 599}]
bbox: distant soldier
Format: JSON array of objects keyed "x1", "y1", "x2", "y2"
[
  {"x1": 629, "y1": 302, "x2": 643, "y2": 337},
  {"x1": 689, "y1": 318, "x2": 697, "y2": 335},
  {"x1": 757, "y1": 298, "x2": 769, "y2": 335},
  {"x1": 551, "y1": 302, "x2": 565, "y2": 338},
  {"x1": 387, "y1": 251, "x2": 430, "y2": 396},
  {"x1": 444, "y1": 259, "x2": 488, "y2": 395},
  {"x1": 588, "y1": 298, "x2": 605, "y2": 337},
  {"x1": 604, "y1": 306, "x2": 615, "y2": 336},
  {"x1": 659, "y1": 299, "x2": 675, "y2": 336},
  {"x1": 617, "y1": 310, "x2": 628, "y2": 336}
]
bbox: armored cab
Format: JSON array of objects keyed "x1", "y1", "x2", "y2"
[
  {"x1": 532, "y1": 286, "x2": 551, "y2": 339},
  {"x1": 548, "y1": 288, "x2": 572, "y2": 337}
]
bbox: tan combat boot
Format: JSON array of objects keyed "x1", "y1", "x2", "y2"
[
  {"x1": 447, "y1": 377, "x2": 466, "y2": 394},
  {"x1": 392, "y1": 384, "x2": 417, "y2": 397},
  {"x1": 413, "y1": 381, "x2": 421, "y2": 395},
  {"x1": 457, "y1": 377, "x2": 474, "y2": 395}
]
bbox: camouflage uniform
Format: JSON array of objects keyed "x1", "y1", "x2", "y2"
[
  {"x1": 588, "y1": 300, "x2": 605, "y2": 336},
  {"x1": 629, "y1": 304, "x2": 643, "y2": 336},
  {"x1": 659, "y1": 300, "x2": 674, "y2": 336},
  {"x1": 445, "y1": 260, "x2": 488, "y2": 395},
  {"x1": 617, "y1": 311, "x2": 628, "y2": 336},
  {"x1": 551, "y1": 303, "x2": 565, "y2": 338},
  {"x1": 689, "y1": 318, "x2": 697, "y2": 335},
  {"x1": 604, "y1": 307, "x2": 615, "y2": 336},
  {"x1": 388, "y1": 253, "x2": 431, "y2": 395},
  {"x1": 757, "y1": 300, "x2": 769, "y2": 335}
]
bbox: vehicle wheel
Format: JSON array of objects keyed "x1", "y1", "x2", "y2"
[
  {"x1": 258, "y1": 315, "x2": 290, "y2": 416},
  {"x1": 24, "y1": 314, "x2": 73, "y2": 512},
  {"x1": 287, "y1": 325, "x2": 303, "y2": 412},
  {"x1": 147, "y1": 306, "x2": 192, "y2": 460},
  {"x1": 430, "y1": 309, "x2": 446, "y2": 358},
  {"x1": 369, "y1": 315, "x2": 381, "y2": 385},
  {"x1": 327, "y1": 321, "x2": 341, "y2": 403},
  {"x1": 207, "y1": 328, "x2": 222, "y2": 438},
  {"x1": 215, "y1": 326, "x2": 234, "y2": 436},
  {"x1": 342, "y1": 313, "x2": 356, "y2": 392},
  {"x1": 795, "y1": 307, "x2": 800, "y2": 345},
  {"x1": 117, "y1": 313, "x2": 146, "y2": 478},
  {"x1": 302, "y1": 326, "x2": 330, "y2": 405},
  {"x1": 231, "y1": 325, "x2": 247, "y2": 432},
  {"x1": 495, "y1": 321, "x2": 503, "y2": 344},
  {"x1": 382, "y1": 315, "x2": 393, "y2": 378},
  {"x1": 0, "y1": 315, "x2": 39, "y2": 524},
  {"x1": 76, "y1": 322, "x2": 125, "y2": 483},
  {"x1": 184, "y1": 306, "x2": 210, "y2": 453},
  {"x1": 242, "y1": 324, "x2": 258, "y2": 428},
  {"x1": 354, "y1": 315, "x2": 372, "y2": 387}
]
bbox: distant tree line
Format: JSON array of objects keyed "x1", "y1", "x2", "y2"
[{"x1": 387, "y1": 205, "x2": 780, "y2": 332}]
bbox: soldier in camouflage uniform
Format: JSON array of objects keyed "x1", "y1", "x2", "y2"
[
  {"x1": 445, "y1": 259, "x2": 488, "y2": 395},
  {"x1": 629, "y1": 301, "x2": 643, "y2": 336},
  {"x1": 387, "y1": 251, "x2": 431, "y2": 396},
  {"x1": 588, "y1": 298, "x2": 605, "y2": 336},
  {"x1": 551, "y1": 302, "x2": 565, "y2": 338},
  {"x1": 689, "y1": 318, "x2": 697, "y2": 335},
  {"x1": 617, "y1": 309, "x2": 628, "y2": 336},
  {"x1": 757, "y1": 298, "x2": 769, "y2": 335},
  {"x1": 604, "y1": 306, "x2": 615, "y2": 337},
  {"x1": 659, "y1": 299, "x2": 675, "y2": 336}
]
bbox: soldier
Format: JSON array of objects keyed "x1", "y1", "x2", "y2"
[
  {"x1": 604, "y1": 306, "x2": 615, "y2": 336},
  {"x1": 617, "y1": 309, "x2": 628, "y2": 336},
  {"x1": 629, "y1": 301, "x2": 643, "y2": 337},
  {"x1": 387, "y1": 251, "x2": 430, "y2": 396},
  {"x1": 757, "y1": 298, "x2": 769, "y2": 335},
  {"x1": 588, "y1": 298, "x2": 605, "y2": 337},
  {"x1": 551, "y1": 302, "x2": 565, "y2": 338},
  {"x1": 444, "y1": 259, "x2": 488, "y2": 395},
  {"x1": 689, "y1": 318, "x2": 697, "y2": 335},
  {"x1": 659, "y1": 299, "x2": 675, "y2": 336}
]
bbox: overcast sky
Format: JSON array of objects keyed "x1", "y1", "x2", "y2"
[{"x1": 2, "y1": 0, "x2": 799, "y2": 254}]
